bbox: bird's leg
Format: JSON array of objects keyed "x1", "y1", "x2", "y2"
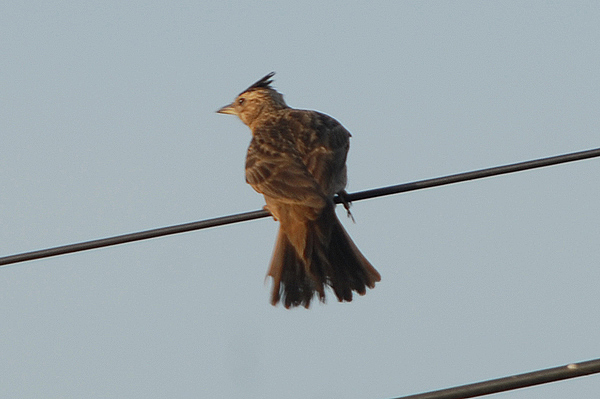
[
  {"x1": 337, "y1": 190, "x2": 355, "y2": 223},
  {"x1": 263, "y1": 205, "x2": 277, "y2": 221}
]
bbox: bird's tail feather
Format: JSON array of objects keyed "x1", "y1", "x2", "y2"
[{"x1": 267, "y1": 206, "x2": 380, "y2": 308}]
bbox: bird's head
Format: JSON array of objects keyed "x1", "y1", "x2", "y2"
[{"x1": 217, "y1": 72, "x2": 287, "y2": 127}]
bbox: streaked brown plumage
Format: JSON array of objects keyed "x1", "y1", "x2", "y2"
[{"x1": 217, "y1": 72, "x2": 380, "y2": 308}]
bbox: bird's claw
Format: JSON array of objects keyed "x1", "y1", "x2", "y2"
[
  {"x1": 337, "y1": 191, "x2": 355, "y2": 223},
  {"x1": 263, "y1": 205, "x2": 277, "y2": 221}
]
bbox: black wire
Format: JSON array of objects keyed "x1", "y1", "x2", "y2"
[
  {"x1": 346, "y1": 147, "x2": 600, "y2": 202},
  {"x1": 1, "y1": 147, "x2": 599, "y2": 267},
  {"x1": 392, "y1": 358, "x2": 600, "y2": 399},
  {"x1": 0, "y1": 209, "x2": 269, "y2": 267}
]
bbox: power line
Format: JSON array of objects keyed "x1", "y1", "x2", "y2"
[
  {"x1": 1, "y1": 147, "x2": 599, "y2": 267},
  {"x1": 346, "y1": 146, "x2": 600, "y2": 202},
  {"x1": 0, "y1": 209, "x2": 269, "y2": 267},
  {"x1": 393, "y1": 358, "x2": 600, "y2": 399}
]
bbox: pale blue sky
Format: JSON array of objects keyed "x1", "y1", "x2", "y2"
[{"x1": 1, "y1": 2, "x2": 599, "y2": 398}]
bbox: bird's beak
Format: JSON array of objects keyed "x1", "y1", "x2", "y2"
[{"x1": 216, "y1": 103, "x2": 236, "y2": 115}]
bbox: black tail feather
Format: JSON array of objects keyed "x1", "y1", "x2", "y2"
[{"x1": 267, "y1": 206, "x2": 380, "y2": 308}]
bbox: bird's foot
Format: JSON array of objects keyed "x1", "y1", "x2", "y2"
[
  {"x1": 337, "y1": 190, "x2": 355, "y2": 223},
  {"x1": 263, "y1": 205, "x2": 277, "y2": 221}
]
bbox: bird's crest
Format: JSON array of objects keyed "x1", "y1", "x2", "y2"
[{"x1": 241, "y1": 72, "x2": 276, "y2": 95}]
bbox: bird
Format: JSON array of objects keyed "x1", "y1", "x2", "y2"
[{"x1": 217, "y1": 72, "x2": 380, "y2": 308}]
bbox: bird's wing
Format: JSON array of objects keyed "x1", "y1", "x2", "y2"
[
  {"x1": 300, "y1": 112, "x2": 351, "y2": 196},
  {"x1": 245, "y1": 136, "x2": 326, "y2": 209}
]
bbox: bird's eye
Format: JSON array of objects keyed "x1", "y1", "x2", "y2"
[{"x1": 237, "y1": 98, "x2": 245, "y2": 106}]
